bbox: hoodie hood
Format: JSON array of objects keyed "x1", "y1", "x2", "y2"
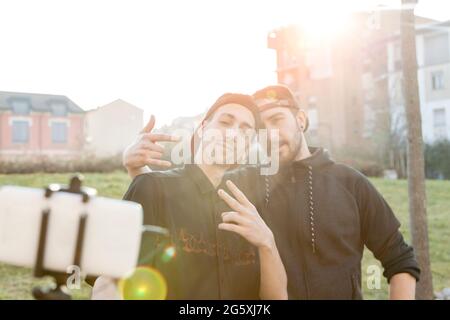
[
  {"x1": 292, "y1": 147, "x2": 334, "y2": 171},
  {"x1": 264, "y1": 147, "x2": 334, "y2": 254}
]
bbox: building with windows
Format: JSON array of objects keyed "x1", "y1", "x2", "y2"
[
  {"x1": 267, "y1": 11, "x2": 443, "y2": 154},
  {"x1": 0, "y1": 91, "x2": 85, "y2": 159},
  {"x1": 385, "y1": 20, "x2": 450, "y2": 143}
]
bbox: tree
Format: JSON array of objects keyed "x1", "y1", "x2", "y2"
[{"x1": 400, "y1": 0, "x2": 434, "y2": 299}]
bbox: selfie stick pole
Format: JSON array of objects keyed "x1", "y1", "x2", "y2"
[{"x1": 32, "y1": 174, "x2": 97, "y2": 300}]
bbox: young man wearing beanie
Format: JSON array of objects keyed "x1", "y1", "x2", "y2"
[{"x1": 92, "y1": 93, "x2": 287, "y2": 300}]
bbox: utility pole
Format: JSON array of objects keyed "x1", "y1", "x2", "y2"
[{"x1": 400, "y1": 0, "x2": 434, "y2": 299}]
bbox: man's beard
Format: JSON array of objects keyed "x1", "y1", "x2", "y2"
[
  {"x1": 271, "y1": 123, "x2": 303, "y2": 166},
  {"x1": 279, "y1": 133, "x2": 302, "y2": 166}
]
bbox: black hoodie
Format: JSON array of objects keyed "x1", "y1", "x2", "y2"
[{"x1": 228, "y1": 147, "x2": 420, "y2": 299}]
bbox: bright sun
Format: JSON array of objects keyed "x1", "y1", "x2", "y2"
[{"x1": 278, "y1": 0, "x2": 396, "y2": 40}]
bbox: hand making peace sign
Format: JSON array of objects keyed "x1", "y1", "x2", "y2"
[{"x1": 218, "y1": 180, "x2": 275, "y2": 250}]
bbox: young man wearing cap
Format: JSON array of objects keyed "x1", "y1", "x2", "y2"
[
  {"x1": 251, "y1": 85, "x2": 419, "y2": 299},
  {"x1": 92, "y1": 93, "x2": 287, "y2": 300},
  {"x1": 123, "y1": 85, "x2": 420, "y2": 300}
]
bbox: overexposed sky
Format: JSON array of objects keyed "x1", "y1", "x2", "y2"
[{"x1": 0, "y1": 0, "x2": 449, "y2": 127}]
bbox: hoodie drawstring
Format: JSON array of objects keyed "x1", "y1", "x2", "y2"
[
  {"x1": 307, "y1": 165, "x2": 316, "y2": 254},
  {"x1": 264, "y1": 165, "x2": 316, "y2": 254}
]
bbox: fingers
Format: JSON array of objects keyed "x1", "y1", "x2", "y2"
[
  {"x1": 221, "y1": 211, "x2": 249, "y2": 225},
  {"x1": 225, "y1": 180, "x2": 254, "y2": 208},
  {"x1": 146, "y1": 158, "x2": 172, "y2": 168},
  {"x1": 134, "y1": 148, "x2": 162, "y2": 159},
  {"x1": 140, "y1": 115, "x2": 155, "y2": 134},
  {"x1": 91, "y1": 276, "x2": 121, "y2": 300},
  {"x1": 218, "y1": 222, "x2": 246, "y2": 236},
  {"x1": 139, "y1": 115, "x2": 180, "y2": 142},
  {"x1": 142, "y1": 133, "x2": 180, "y2": 143},
  {"x1": 132, "y1": 143, "x2": 172, "y2": 168},
  {"x1": 139, "y1": 141, "x2": 165, "y2": 153},
  {"x1": 218, "y1": 189, "x2": 244, "y2": 213},
  {"x1": 147, "y1": 151, "x2": 163, "y2": 159}
]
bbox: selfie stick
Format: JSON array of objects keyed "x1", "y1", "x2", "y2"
[{"x1": 32, "y1": 174, "x2": 97, "y2": 300}]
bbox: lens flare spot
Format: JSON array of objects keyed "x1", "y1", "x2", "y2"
[
  {"x1": 161, "y1": 245, "x2": 176, "y2": 263},
  {"x1": 119, "y1": 267, "x2": 167, "y2": 300}
]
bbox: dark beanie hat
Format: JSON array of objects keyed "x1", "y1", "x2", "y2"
[
  {"x1": 191, "y1": 93, "x2": 262, "y2": 158},
  {"x1": 201, "y1": 93, "x2": 261, "y2": 129}
]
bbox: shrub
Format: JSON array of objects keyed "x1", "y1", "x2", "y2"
[
  {"x1": 425, "y1": 140, "x2": 450, "y2": 180},
  {"x1": 0, "y1": 153, "x2": 125, "y2": 174}
]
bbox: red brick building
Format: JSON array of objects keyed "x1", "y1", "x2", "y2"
[{"x1": 0, "y1": 91, "x2": 85, "y2": 159}]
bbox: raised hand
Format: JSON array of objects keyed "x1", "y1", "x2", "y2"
[
  {"x1": 217, "y1": 180, "x2": 275, "y2": 249},
  {"x1": 122, "y1": 115, "x2": 180, "y2": 176}
]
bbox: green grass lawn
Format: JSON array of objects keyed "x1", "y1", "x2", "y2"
[{"x1": 0, "y1": 171, "x2": 449, "y2": 299}]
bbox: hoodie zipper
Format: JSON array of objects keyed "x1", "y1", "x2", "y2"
[{"x1": 264, "y1": 169, "x2": 312, "y2": 299}]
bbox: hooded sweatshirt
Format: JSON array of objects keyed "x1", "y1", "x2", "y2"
[{"x1": 227, "y1": 147, "x2": 420, "y2": 299}]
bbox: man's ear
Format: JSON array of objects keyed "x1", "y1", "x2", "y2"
[
  {"x1": 296, "y1": 109, "x2": 307, "y2": 132},
  {"x1": 192, "y1": 120, "x2": 207, "y2": 161},
  {"x1": 197, "y1": 120, "x2": 207, "y2": 136}
]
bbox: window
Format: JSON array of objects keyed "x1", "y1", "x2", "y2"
[
  {"x1": 51, "y1": 122, "x2": 68, "y2": 143},
  {"x1": 393, "y1": 42, "x2": 402, "y2": 70},
  {"x1": 424, "y1": 33, "x2": 449, "y2": 66},
  {"x1": 307, "y1": 108, "x2": 318, "y2": 131},
  {"x1": 12, "y1": 120, "x2": 29, "y2": 143},
  {"x1": 50, "y1": 102, "x2": 68, "y2": 116},
  {"x1": 433, "y1": 108, "x2": 447, "y2": 140},
  {"x1": 432, "y1": 71, "x2": 445, "y2": 90},
  {"x1": 11, "y1": 99, "x2": 31, "y2": 115},
  {"x1": 393, "y1": 76, "x2": 404, "y2": 105}
]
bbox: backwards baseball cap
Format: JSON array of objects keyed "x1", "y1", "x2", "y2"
[
  {"x1": 252, "y1": 84, "x2": 309, "y2": 131},
  {"x1": 191, "y1": 93, "x2": 262, "y2": 158}
]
